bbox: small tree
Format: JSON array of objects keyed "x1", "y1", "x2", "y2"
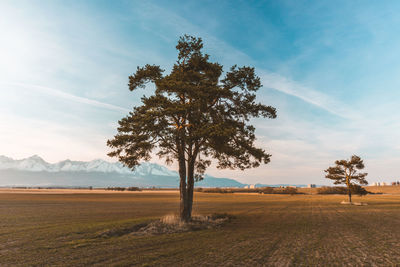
[
  {"x1": 324, "y1": 155, "x2": 368, "y2": 203},
  {"x1": 107, "y1": 35, "x2": 277, "y2": 221}
]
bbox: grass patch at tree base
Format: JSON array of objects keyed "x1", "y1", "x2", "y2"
[
  {"x1": 97, "y1": 213, "x2": 234, "y2": 238},
  {"x1": 134, "y1": 213, "x2": 234, "y2": 235}
]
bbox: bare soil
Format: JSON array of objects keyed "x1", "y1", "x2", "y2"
[{"x1": 1, "y1": 190, "x2": 400, "y2": 266}]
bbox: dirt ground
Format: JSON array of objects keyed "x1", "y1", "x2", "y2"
[{"x1": 1, "y1": 190, "x2": 400, "y2": 266}]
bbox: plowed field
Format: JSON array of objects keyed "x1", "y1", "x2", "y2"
[{"x1": 1, "y1": 190, "x2": 400, "y2": 266}]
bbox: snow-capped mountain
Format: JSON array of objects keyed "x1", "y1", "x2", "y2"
[
  {"x1": 0, "y1": 155, "x2": 177, "y2": 176},
  {"x1": 0, "y1": 155, "x2": 51, "y2": 171},
  {"x1": 0, "y1": 155, "x2": 244, "y2": 188}
]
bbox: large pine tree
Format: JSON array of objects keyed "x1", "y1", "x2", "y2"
[{"x1": 107, "y1": 35, "x2": 277, "y2": 221}]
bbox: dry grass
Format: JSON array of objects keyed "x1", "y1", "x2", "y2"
[
  {"x1": 364, "y1": 185, "x2": 400, "y2": 194},
  {"x1": 132, "y1": 213, "x2": 232, "y2": 235},
  {"x1": 1, "y1": 190, "x2": 400, "y2": 266}
]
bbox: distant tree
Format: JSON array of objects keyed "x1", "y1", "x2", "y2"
[
  {"x1": 107, "y1": 35, "x2": 277, "y2": 221},
  {"x1": 324, "y1": 155, "x2": 368, "y2": 203}
]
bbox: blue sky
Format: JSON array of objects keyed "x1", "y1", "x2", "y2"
[{"x1": 2, "y1": 0, "x2": 400, "y2": 184}]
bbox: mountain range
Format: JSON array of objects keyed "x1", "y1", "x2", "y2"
[{"x1": 0, "y1": 155, "x2": 245, "y2": 188}]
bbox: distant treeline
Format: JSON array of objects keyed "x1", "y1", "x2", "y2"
[
  {"x1": 105, "y1": 187, "x2": 142, "y2": 191},
  {"x1": 317, "y1": 185, "x2": 370, "y2": 195},
  {"x1": 195, "y1": 187, "x2": 302, "y2": 195},
  {"x1": 10, "y1": 186, "x2": 94, "y2": 189}
]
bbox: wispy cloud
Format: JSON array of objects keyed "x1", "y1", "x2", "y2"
[
  {"x1": 0, "y1": 82, "x2": 130, "y2": 113},
  {"x1": 260, "y1": 72, "x2": 359, "y2": 120},
  {"x1": 135, "y1": 2, "x2": 356, "y2": 120}
]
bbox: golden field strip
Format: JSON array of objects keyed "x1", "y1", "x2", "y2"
[{"x1": 1, "y1": 189, "x2": 400, "y2": 266}]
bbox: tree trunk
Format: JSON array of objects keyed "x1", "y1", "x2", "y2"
[
  {"x1": 348, "y1": 189, "x2": 352, "y2": 203},
  {"x1": 186, "y1": 159, "x2": 195, "y2": 219},
  {"x1": 178, "y1": 155, "x2": 189, "y2": 222},
  {"x1": 347, "y1": 184, "x2": 352, "y2": 203},
  {"x1": 346, "y1": 176, "x2": 352, "y2": 203}
]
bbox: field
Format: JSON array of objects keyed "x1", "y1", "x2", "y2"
[{"x1": 2, "y1": 189, "x2": 400, "y2": 266}]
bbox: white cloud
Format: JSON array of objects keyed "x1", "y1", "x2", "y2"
[
  {"x1": 1, "y1": 82, "x2": 129, "y2": 113},
  {"x1": 260, "y1": 72, "x2": 360, "y2": 119},
  {"x1": 0, "y1": 114, "x2": 112, "y2": 163}
]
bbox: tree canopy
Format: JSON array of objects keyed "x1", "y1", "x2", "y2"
[{"x1": 107, "y1": 35, "x2": 277, "y2": 220}]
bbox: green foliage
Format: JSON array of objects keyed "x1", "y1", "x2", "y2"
[{"x1": 107, "y1": 35, "x2": 276, "y2": 219}]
